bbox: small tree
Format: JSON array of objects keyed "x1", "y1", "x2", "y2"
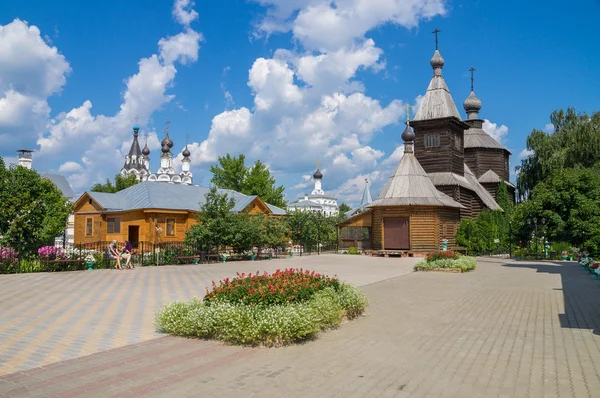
[
  {"x1": 185, "y1": 185, "x2": 237, "y2": 253},
  {"x1": 338, "y1": 203, "x2": 351, "y2": 213},
  {"x1": 0, "y1": 159, "x2": 72, "y2": 256},
  {"x1": 91, "y1": 174, "x2": 139, "y2": 193}
]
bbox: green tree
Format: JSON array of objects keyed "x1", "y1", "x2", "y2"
[
  {"x1": 512, "y1": 166, "x2": 600, "y2": 254},
  {"x1": 185, "y1": 185, "x2": 238, "y2": 252},
  {"x1": 210, "y1": 154, "x2": 286, "y2": 208},
  {"x1": 517, "y1": 108, "x2": 600, "y2": 199},
  {"x1": 338, "y1": 203, "x2": 351, "y2": 213},
  {"x1": 209, "y1": 154, "x2": 247, "y2": 192},
  {"x1": 91, "y1": 174, "x2": 139, "y2": 193},
  {"x1": 0, "y1": 159, "x2": 73, "y2": 256}
]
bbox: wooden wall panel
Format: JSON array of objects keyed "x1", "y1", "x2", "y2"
[{"x1": 338, "y1": 212, "x2": 372, "y2": 228}]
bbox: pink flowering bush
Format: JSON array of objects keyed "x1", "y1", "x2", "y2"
[
  {"x1": 0, "y1": 246, "x2": 19, "y2": 269},
  {"x1": 37, "y1": 246, "x2": 65, "y2": 260}
]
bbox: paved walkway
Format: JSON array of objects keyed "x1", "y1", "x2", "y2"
[
  {"x1": 0, "y1": 254, "x2": 417, "y2": 376},
  {"x1": 2, "y1": 257, "x2": 600, "y2": 397}
]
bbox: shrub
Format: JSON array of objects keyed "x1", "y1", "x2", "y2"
[
  {"x1": 204, "y1": 268, "x2": 340, "y2": 306},
  {"x1": 37, "y1": 246, "x2": 65, "y2": 260},
  {"x1": 156, "y1": 272, "x2": 368, "y2": 346},
  {"x1": 347, "y1": 247, "x2": 359, "y2": 255},
  {"x1": 414, "y1": 255, "x2": 476, "y2": 272},
  {"x1": 426, "y1": 250, "x2": 459, "y2": 262}
]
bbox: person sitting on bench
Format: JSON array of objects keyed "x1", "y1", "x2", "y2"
[
  {"x1": 122, "y1": 240, "x2": 133, "y2": 269},
  {"x1": 108, "y1": 240, "x2": 123, "y2": 270}
]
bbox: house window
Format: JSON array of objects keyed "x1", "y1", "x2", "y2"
[
  {"x1": 166, "y1": 218, "x2": 175, "y2": 236},
  {"x1": 424, "y1": 133, "x2": 440, "y2": 148},
  {"x1": 86, "y1": 218, "x2": 93, "y2": 236},
  {"x1": 107, "y1": 217, "x2": 120, "y2": 234}
]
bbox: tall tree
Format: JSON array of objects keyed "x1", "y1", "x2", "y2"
[
  {"x1": 210, "y1": 154, "x2": 286, "y2": 208},
  {"x1": 243, "y1": 160, "x2": 286, "y2": 208},
  {"x1": 517, "y1": 108, "x2": 600, "y2": 199},
  {"x1": 0, "y1": 159, "x2": 73, "y2": 256},
  {"x1": 91, "y1": 174, "x2": 139, "y2": 193},
  {"x1": 209, "y1": 154, "x2": 247, "y2": 193}
]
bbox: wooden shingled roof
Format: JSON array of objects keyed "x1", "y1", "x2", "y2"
[{"x1": 368, "y1": 153, "x2": 464, "y2": 209}]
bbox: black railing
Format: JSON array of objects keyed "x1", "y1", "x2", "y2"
[{"x1": 0, "y1": 241, "x2": 293, "y2": 274}]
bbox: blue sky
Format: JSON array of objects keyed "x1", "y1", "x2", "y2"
[{"x1": 1, "y1": 0, "x2": 599, "y2": 205}]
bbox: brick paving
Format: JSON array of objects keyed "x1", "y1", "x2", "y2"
[
  {"x1": 1, "y1": 257, "x2": 600, "y2": 397},
  {"x1": 0, "y1": 254, "x2": 416, "y2": 376}
]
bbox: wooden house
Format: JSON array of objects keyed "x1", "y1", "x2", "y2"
[{"x1": 73, "y1": 182, "x2": 286, "y2": 245}]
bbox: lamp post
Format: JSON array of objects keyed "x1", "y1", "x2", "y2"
[{"x1": 527, "y1": 217, "x2": 545, "y2": 260}]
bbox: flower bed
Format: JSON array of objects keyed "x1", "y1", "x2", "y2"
[
  {"x1": 414, "y1": 253, "x2": 476, "y2": 273},
  {"x1": 156, "y1": 268, "x2": 368, "y2": 346}
]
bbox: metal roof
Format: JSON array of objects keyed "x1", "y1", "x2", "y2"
[
  {"x1": 85, "y1": 182, "x2": 284, "y2": 214},
  {"x1": 288, "y1": 200, "x2": 322, "y2": 208},
  {"x1": 40, "y1": 173, "x2": 75, "y2": 200},
  {"x1": 368, "y1": 153, "x2": 464, "y2": 209}
]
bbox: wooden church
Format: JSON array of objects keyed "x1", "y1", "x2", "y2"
[{"x1": 339, "y1": 38, "x2": 513, "y2": 255}]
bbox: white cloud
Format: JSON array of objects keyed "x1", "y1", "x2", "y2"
[
  {"x1": 482, "y1": 119, "x2": 509, "y2": 143},
  {"x1": 172, "y1": 0, "x2": 199, "y2": 27},
  {"x1": 196, "y1": 0, "x2": 445, "y2": 203},
  {"x1": 519, "y1": 148, "x2": 533, "y2": 159},
  {"x1": 255, "y1": 0, "x2": 446, "y2": 51},
  {"x1": 58, "y1": 161, "x2": 83, "y2": 173},
  {"x1": 30, "y1": 0, "x2": 203, "y2": 189},
  {"x1": 544, "y1": 123, "x2": 554, "y2": 133},
  {"x1": 0, "y1": 19, "x2": 71, "y2": 151}
]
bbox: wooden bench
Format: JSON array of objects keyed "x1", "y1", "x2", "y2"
[{"x1": 173, "y1": 255, "x2": 201, "y2": 264}]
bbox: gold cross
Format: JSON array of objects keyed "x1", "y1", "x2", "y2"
[{"x1": 403, "y1": 104, "x2": 413, "y2": 124}]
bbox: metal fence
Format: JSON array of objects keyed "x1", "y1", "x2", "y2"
[{"x1": 0, "y1": 241, "x2": 289, "y2": 274}]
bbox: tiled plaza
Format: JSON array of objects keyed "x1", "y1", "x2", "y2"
[{"x1": 1, "y1": 255, "x2": 600, "y2": 397}]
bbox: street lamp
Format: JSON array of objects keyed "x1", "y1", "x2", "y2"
[{"x1": 527, "y1": 217, "x2": 545, "y2": 260}]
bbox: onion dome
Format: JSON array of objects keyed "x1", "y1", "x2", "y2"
[
  {"x1": 430, "y1": 50, "x2": 445, "y2": 69},
  {"x1": 161, "y1": 142, "x2": 170, "y2": 153},
  {"x1": 313, "y1": 168, "x2": 323, "y2": 179},
  {"x1": 463, "y1": 91, "x2": 482, "y2": 113},
  {"x1": 182, "y1": 145, "x2": 191, "y2": 158},
  {"x1": 133, "y1": 124, "x2": 140, "y2": 132},
  {"x1": 142, "y1": 142, "x2": 150, "y2": 156},
  {"x1": 161, "y1": 133, "x2": 174, "y2": 149},
  {"x1": 401, "y1": 122, "x2": 415, "y2": 142}
]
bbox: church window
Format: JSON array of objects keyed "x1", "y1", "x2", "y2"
[
  {"x1": 86, "y1": 218, "x2": 93, "y2": 236},
  {"x1": 424, "y1": 133, "x2": 440, "y2": 148},
  {"x1": 455, "y1": 135, "x2": 462, "y2": 149},
  {"x1": 107, "y1": 218, "x2": 120, "y2": 234},
  {"x1": 166, "y1": 218, "x2": 175, "y2": 236}
]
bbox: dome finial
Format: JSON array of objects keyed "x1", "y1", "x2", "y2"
[
  {"x1": 430, "y1": 28, "x2": 444, "y2": 75},
  {"x1": 401, "y1": 104, "x2": 415, "y2": 152},
  {"x1": 313, "y1": 160, "x2": 323, "y2": 179},
  {"x1": 182, "y1": 134, "x2": 191, "y2": 158},
  {"x1": 463, "y1": 67, "x2": 482, "y2": 119},
  {"x1": 133, "y1": 115, "x2": 140, "y2": 134},
  {"x1": 142, "y1": 130, "x2": 150, "y2": 156}
]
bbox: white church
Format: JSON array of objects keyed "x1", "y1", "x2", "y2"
[
  {"x1": 287, "y1": 165, "x2": 339, "y2": 216},
  {"x1": 120, "y1": 121, "x2": 193, "y2": 184}
]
